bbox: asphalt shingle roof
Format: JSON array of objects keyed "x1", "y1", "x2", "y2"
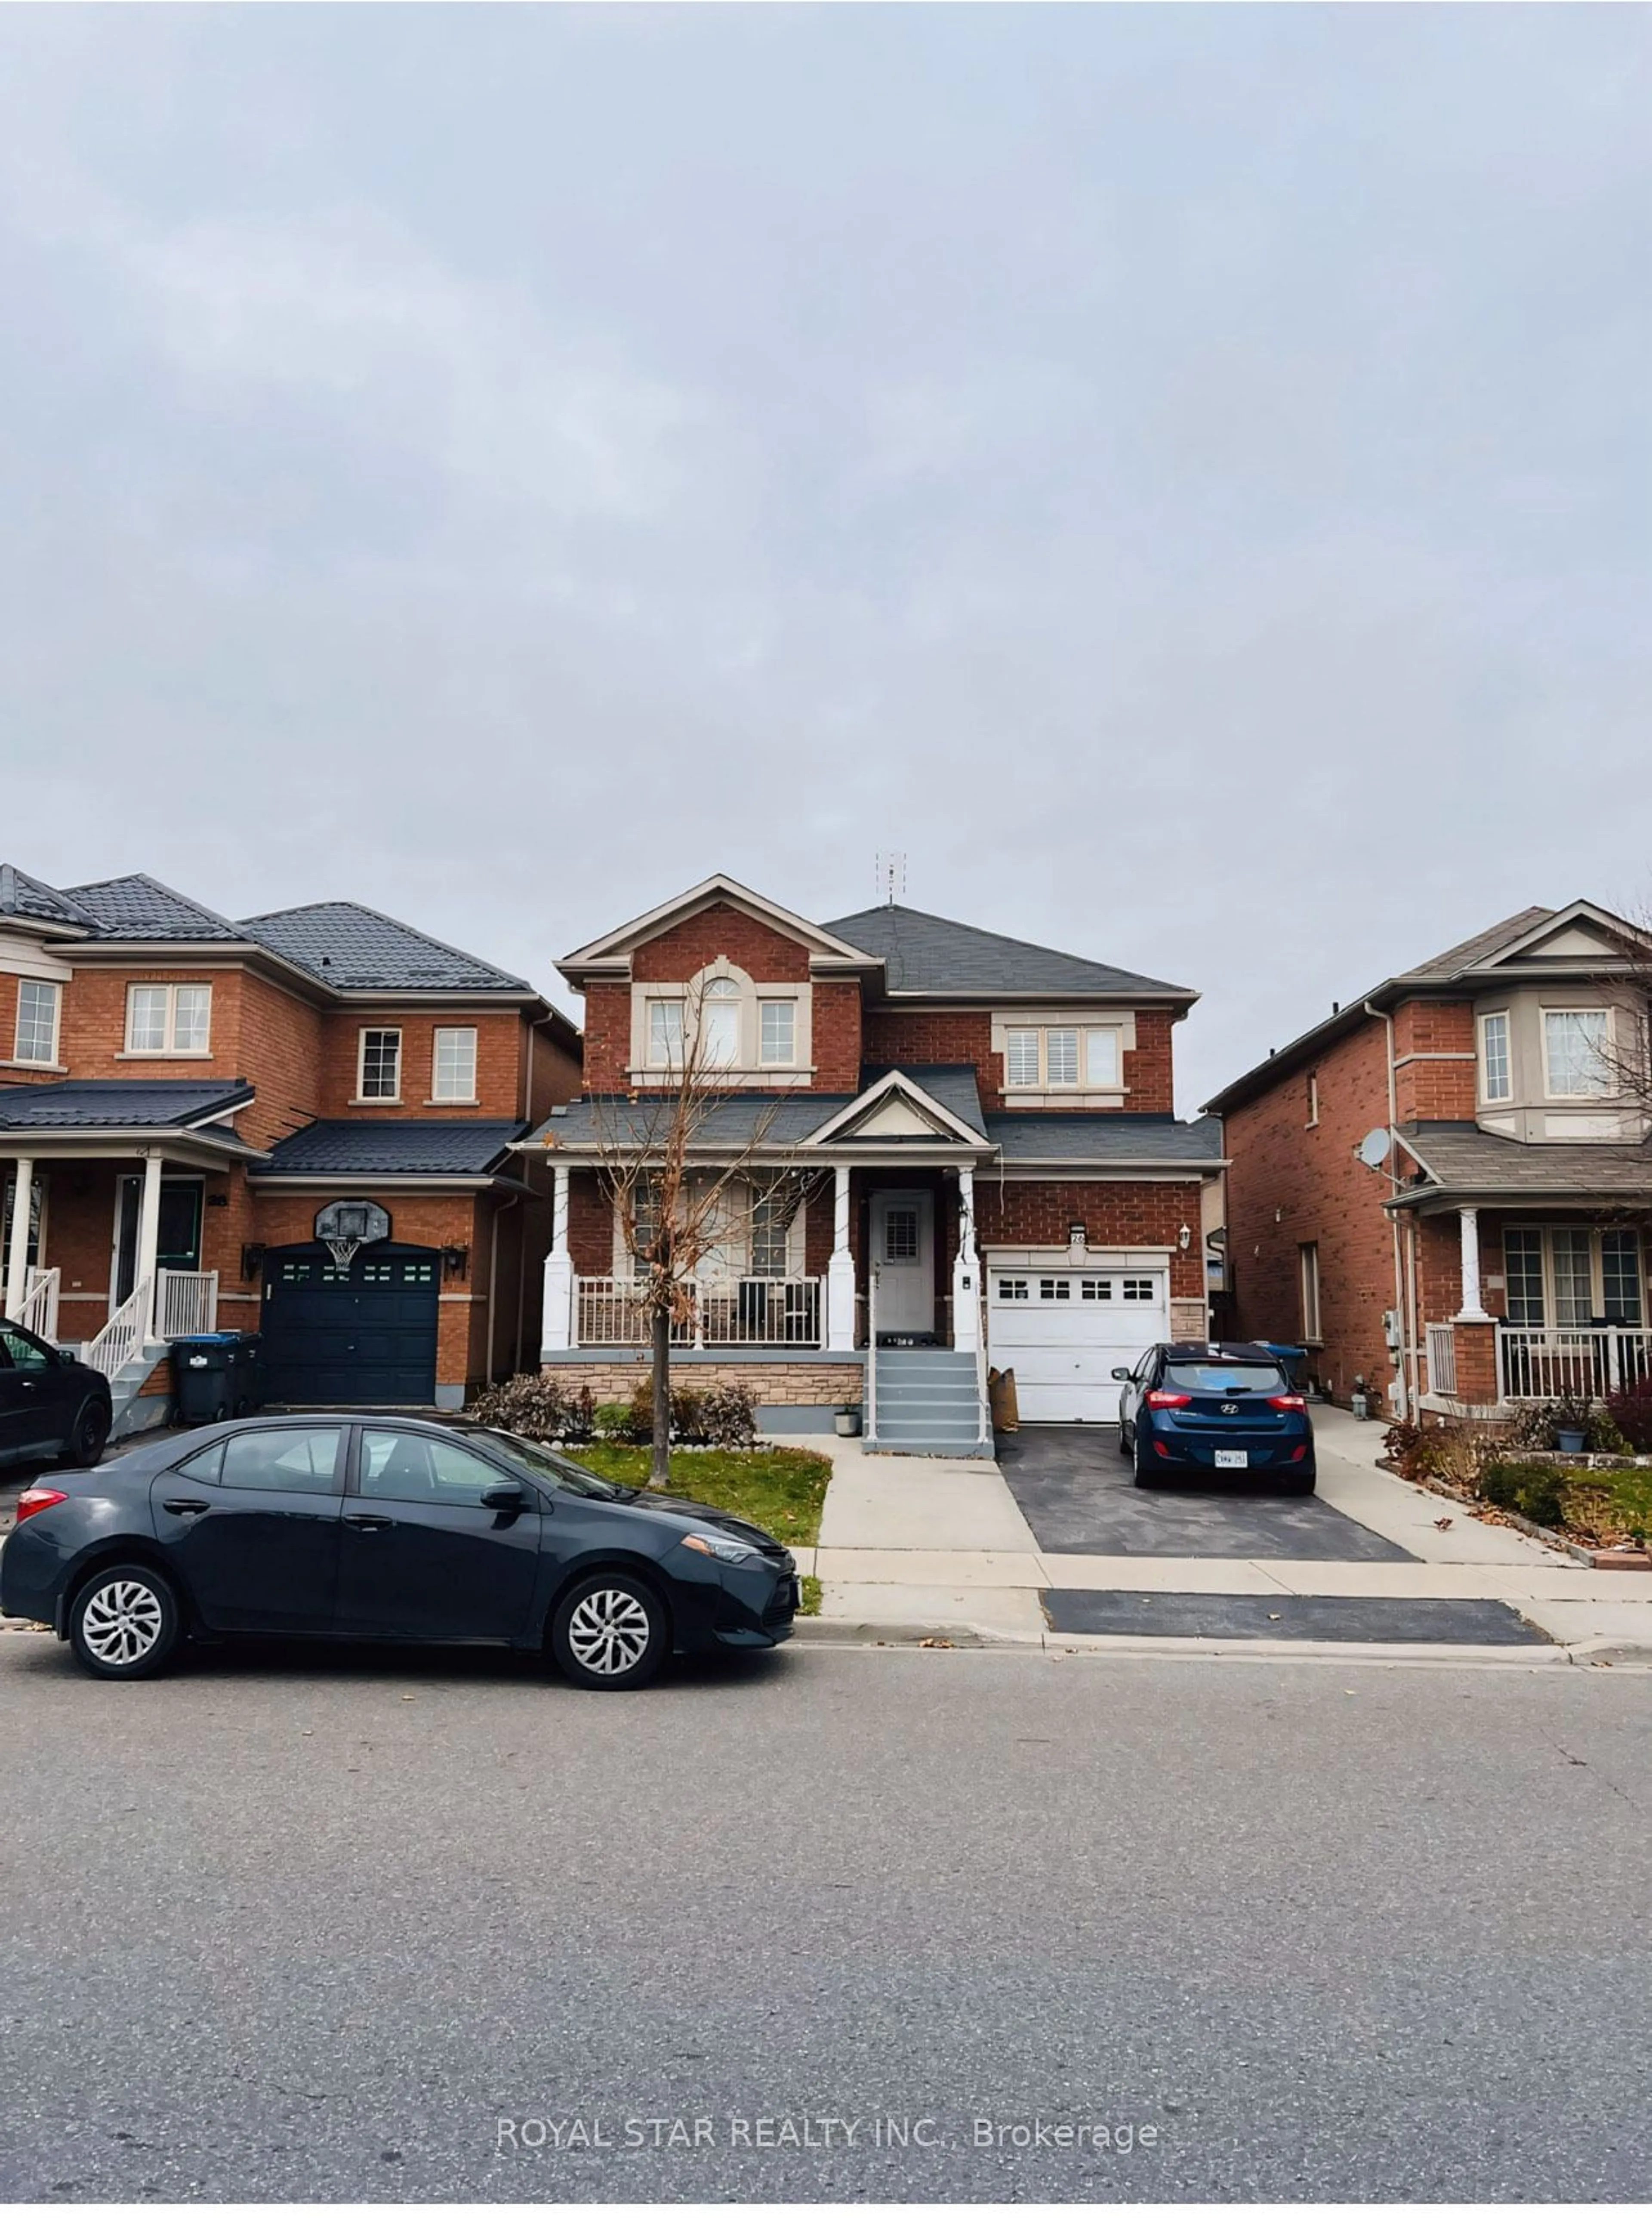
[
  {"x1": 0, "y1": 1078, "x2": 253, "y2": 1130},
  {"x1": 824, "y1": 903, "x2": 1194, "y2": 1000},
  {"x1": 241, "y1": 902, "x2": 532, "y2": 994},
  {"x1": 255, "y1": 1119, "x2": 525, "y2": 1178},
  {"x1": 64, "y1": 874, "x2": 244, "y2": 940},
  {"x1": 858, "y1": 1063, "x2": 987, "y2": 1137},
  {"x1": 530, "y1": 1094, "x2": 852, "y2": 1152},
  {"x1": 986, "y1": 1112, "x2": 1224, "y2": 1166},
  {"x1": 1396, "y1": 1123, "x2": 1652, "y2": 1202}
]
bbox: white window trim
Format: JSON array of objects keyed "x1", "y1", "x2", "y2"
[
  {"x1": 428, "y1": 1025, "x2": 479, "y2": 1105},
  {"x1": 355, "y1": 1025, "x2": 404, "y2": 1104},
  {"x1": 627, "y1": 961, "x2": 814, "y2": 1084},
  {"x1": 609, "y1": 1180, "x2": 806, "y2": 1281},
  {"x1": 1478, "y1": 1009, "x2": 1512, "y2": 1105},
  {"x1": 120, "y1": 981, "x2": 213, "y2": 1059},
  {"x1": 991, "y1": 1009, "x2": 1133, "y2": 1104},
  {"x1": 1504, "y1": 1223, "x2": 1646, "y2": 1328},
  {"x1": 13, "y1": 978, "x2": 61, "y2": 1068},
  {"x1": 1305, "y1": 1070, "x2": 1319, "y2": 1128},
  {"x1": 1540, "y1": 1005, "x2": 1614, "y2": 1101}
]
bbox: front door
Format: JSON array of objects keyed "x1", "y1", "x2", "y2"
[
  {"x1": 336, "y1": 1424, "x2": 543, "y2": 1641},
  {"x1": 872, "y1": 1189, "x2": 935, "y2": 1340},
  {"x1": 114, "y1": 1178, "x2": 203, "y2": 1306}
]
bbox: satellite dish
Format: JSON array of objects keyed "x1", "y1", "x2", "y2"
[{"x1": 1356, "y1": 1127, "x2": 1393, "y2": 1171}]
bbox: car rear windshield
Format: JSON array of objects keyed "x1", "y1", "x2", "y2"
[
  {"x1": 1162, "y1": 1362, "x2": 1288, "y2": 1394},
  {"x1": 478, "y1": 1430, "x2": 633, "y2": 1500}
]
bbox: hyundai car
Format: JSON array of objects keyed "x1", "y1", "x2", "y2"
[
  {"x1": 1113, "y1": 1342, "x2": 1315, "y2": 1491},
  {"x1": 0, "y1": 1413, "x2": 798, "y2": 1688}
]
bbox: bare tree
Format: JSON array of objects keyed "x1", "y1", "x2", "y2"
[
  {"x1": 588, "y1": 981, "x2": 805, "y2": 1486},
  {"x1": 1594, "y1": 907, "x2": 1652, "y2": 1127}
]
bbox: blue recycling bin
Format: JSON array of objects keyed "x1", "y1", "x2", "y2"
[
  {"x1": 1259, "y1": 1342, "x2": 1308, "y2": 1390},
  {"x1": 170, "y1": 1331, "x2": 265, "y2": 1426}
]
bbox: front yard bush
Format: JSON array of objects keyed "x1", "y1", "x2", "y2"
[
  {"x1": 469, "y1": 1374, "x2": 594, "y2": 1444},
  {"x1": 1606, "y1": 1375, "x2": 1652, "y2": 1454},
  {"x1": 474, "y1": 1373, "x2": 757, "y2": 1449},
  {"x1": 1477, "y1": 1460, "x2": 1569, "y2": 1532}
]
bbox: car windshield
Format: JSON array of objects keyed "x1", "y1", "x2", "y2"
[
  {"x1": 476, "y1": 1430, "x2": 634, "y2": 1500},
  {"x1": 1162, "y1": 1362, "x2": 1287, "y2": 1395}
]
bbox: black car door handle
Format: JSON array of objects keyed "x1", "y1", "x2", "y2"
[
  {"x1": 161, "y1": 1498, "x2": 211, "y2": 1518},
  {"x1": 343, "y1": 1513, "x2": 392, "y2": 1531}
]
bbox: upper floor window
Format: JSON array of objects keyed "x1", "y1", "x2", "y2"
[
  {"x1": 126, "y1": 982, "x2": 211, "y2": 1055},
  {"x1": 759, "y1": 999, "x2": 796, "y2": 1066},
  {"x1": 431, "y1": 1026, "x2": 477, "y2": 1102},
  {"x1": 1004, "y1": 1024, "x2": 1121, "y2": 1091},
  {"x1": 1305, "y1": 1070, "x2": 1319, "y2": 1127},
  {"x1": 647, "y1": 999, "x2": 685, "y2": 1067},
  {"x1": 1298, "y1": 1241, "x2": 1322, "y2": 1342},
  {"x1": 1543, "y1": 1008, "x2": 1610, "y2": 1098},
  {"x1": 13, "y1": 980, "x2": 60, "y2": 1066},
  {"x1": 358, "y1": 1027, "x2": 402, "y2": 1100},
  {"x1": 699, "y1": 977, "x2": 740, "y2": 1067},
  {"x1": 1479, "y1": 1010, "x2": 1511, "y2": 1103}
]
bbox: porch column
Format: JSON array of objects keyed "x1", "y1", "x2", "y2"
[
  {"x1": 826, "y1": 1162, "x2": 856, "y2": 1352},
  {"x1": 4, "y1": 1156, "x2": 33, "y2": 1320},
  {"x1": 542, "y1": 1161, "x2": 574, "y2": 1353},
  {"x1": 1454, "y1": 1205, "x2": 1490, "y2": 1321},
  {"x1": 952, "y1": 1164, "x2": 981, "y2": 1353},
  {"x1": 134, "y1": 1149, "x2": 164, "y2": 1340}
]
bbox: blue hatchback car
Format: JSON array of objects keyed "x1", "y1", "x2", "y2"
[{"x1": 1113, "y1": 1341, "x2": 1315, "y2": 1492}]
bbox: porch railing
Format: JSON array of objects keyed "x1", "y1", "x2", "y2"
[
  {"x1": 1497, "y1": 1323, "x2": 1652, "y2": 1403},
  {"x1": 572, "y1": 1275, "x2": 823, "y2": 1349},
  {"x1": 17, "y1": 1266, "x2": 60, "y2": 1343},
  {"x1": 865, "y1": 1266, "x2": 878, "y2": 1443},
  {"x1": 86, "y1": 1278, "x2": 152, "y2": 1380},
  {"x1": 157, "y1": 1268, "x2": 219, "y2": 1340},
  {"x1": 1425, "y1": 1321, "x2": 1457, "y2": 1399}
]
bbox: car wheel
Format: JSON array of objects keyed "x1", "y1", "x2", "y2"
[
  {"x1": 1116, "y1": 1420, "x2": 1132, "y2": 1459},
  {"x1": 1132, "y1": 1432, "x2": 1162, "y2": 1489},
  {"x1": 1285, "y1": 1472, "x2": 1317, "y2": 1495},
  {"x1": 68, "y1": 1564, "x2": 181, "y2": 1680},
  {"x1": 59, "y1": 1400, "x2": 110, "y2": 1469},
  {"x1": 551, "y1": 1571, "x2": 670, "y2": 1691}
]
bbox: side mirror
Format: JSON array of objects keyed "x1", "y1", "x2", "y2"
[
  {"x1": 479, "y1": 1481, "x2": 527, "y2": 1513},
  {"x1": 1110, "y1": 1368, "x2": 1132, "y2": 1382}
]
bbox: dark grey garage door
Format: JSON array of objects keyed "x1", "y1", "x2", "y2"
[{"x1": 260, "y1": 1244, "x2": 440, "y2": 1406}]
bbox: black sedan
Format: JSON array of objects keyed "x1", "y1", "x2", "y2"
[
  {"x1": 1114, "y1": 1341, "x2": 1316, "y2": 1492},
  {"x1": 1, "y1": 1413, "x2": 798, "y2": 1689},
  {"x1": 0, "y1": 1319, "x2": 111, "y2": 1471}
]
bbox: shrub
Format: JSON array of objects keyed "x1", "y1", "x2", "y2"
[
  {"x1": 669, "y1": 1385, "x2": 710, "y2": 1445},
  {"x1": 594, "y1": 1397, "x2": 650, "y2": 1443},
  {"x1": 1478, "y1": 1460, "x2": 1569, "y2": 1531},
  {"x1": 1606, "y1": 1374, "x2": 1652, "y2": 1454},
  {"x1": 700, "y1": 1382, "x2": 758, "y2": 1448},
  {"x1": 1608, "y1": 1466, "x2": 1652, "y2": 1548},
  {"x1": 470, "y1": 1372, "x2": 574, "y2": 1441}
]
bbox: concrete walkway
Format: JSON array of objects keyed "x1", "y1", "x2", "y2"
[{"x1": 797, "y1": 1407, "x2": 1652, "y2": 1660}]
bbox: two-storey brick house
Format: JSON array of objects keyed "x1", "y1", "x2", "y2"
[
  {"x1": 0, "y1": 866, "x2": 579, "y2": 1431},
  {"x1": 521, "y1": 875, "x2": 1222, "y2": 1450},
  {"x1": 1205, "y1": 900, "x2": 1652, "y2": 1424}
]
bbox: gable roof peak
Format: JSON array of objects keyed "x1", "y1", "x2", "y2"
[
  {"x1": 559, "y1": 873, "x2": 879, "y2": 983},
  {"x1": 0, "y1": 863, "x2": 99, "y2": 930},
  {"x1": 61, "y1": 871, "x2": 244, "y2": 941}
]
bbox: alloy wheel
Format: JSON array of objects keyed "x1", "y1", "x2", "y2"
[
  {"x1": 79, "y1": 1578, "x2": 166, "y2": 1669},
  {"x1": 564, "y1": 1586, "x2": 654, "y2": 1677}
]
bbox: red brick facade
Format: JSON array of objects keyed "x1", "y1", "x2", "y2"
[{"x1": 974, "y1": 1180, "x2": 1207, "y2": 1301}]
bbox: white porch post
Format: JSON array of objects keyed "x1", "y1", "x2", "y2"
[
  {"x1": 4, "y1": 1156, "x2": 33, "y2": 1321},
  {"x1": 826, "y1": 1162, "x2": 856, "y2": 1352},
  {"x1": 135, "y1": 1149, "x2": 164, "y2": 1340},
  {"x1": 951, "y1": 1164, "x2": 981, "y2": 1352},
  {"x1": 542, "y1": 1161, "x2": 575, "y2": 1352},
  {"x1": 1454, "y1": 1204, "x2": 1490, "y2": 1321}
]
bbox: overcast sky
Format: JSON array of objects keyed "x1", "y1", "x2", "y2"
[{"x1": 1, "y1": 6, "x2": 1646, "y2": 1110}]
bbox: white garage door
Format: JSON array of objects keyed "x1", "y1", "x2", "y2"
[{"x1": 988, "y1": 1267, "x2": 1170, "y2": 1423}]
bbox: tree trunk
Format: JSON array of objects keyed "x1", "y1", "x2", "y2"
[{"x1": 649, "y1": 1297, "x2": 672, "y2": 1488}]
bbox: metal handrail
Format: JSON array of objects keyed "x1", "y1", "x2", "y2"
[
  {"x1": 865, "y1": 1266, "x2": 878, "y2": 1446},
  {"x1": 1496, "y1": 1321, "x2": 1652, "y2": 1402},
  {"x1": 157, "y1": 1268, "x2": 219, "y2": 1339}
]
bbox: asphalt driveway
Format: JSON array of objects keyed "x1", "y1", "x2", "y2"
[{"x1": 997, "y1": 1425, "x2": 1414, "y2": 1562}]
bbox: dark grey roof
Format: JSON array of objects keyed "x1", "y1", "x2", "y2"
[
  {"x1": 986, "y1": 1112, "x2": 1224, "y2": 1167},
  {"x1": 0, "y1": 1078, "x2": 253, "y2": 1131},
  {"x1": 65, "y1": 874, "x2": 243, "y2": 940},
  {"x1": 1393, "y1": 1123, "x2": 1652, "y2": 1204},
  {"x1": 0, "y1": 865, "x2": 98, "y2": 928},
  {"x1": 254, "y1": 1119, "x2": 525, "y2": 1178},
  {"x1": 241, "y1": 901, "x2": 532, "y2": 994},
  {"x1": 1404, "y1": 907, "x2": 1555, "y2": 983},
  {"x1": 529, "y1": 1094, "x2": 854, "y2": 1153},
  {"x1": 823, "y1": 903, "x2": 1194, "y2": 1001},
  {"x1": 859, "y1": 1063, "x2": 987, "y2": 1137}
]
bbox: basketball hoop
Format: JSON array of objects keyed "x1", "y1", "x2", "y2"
[
  {"x1": 314, "y1": 1199, "x2": 391, "y2": 1274},
  {"x1": 324, "y1": 1236, "x2": 364, "y2": 1272}
]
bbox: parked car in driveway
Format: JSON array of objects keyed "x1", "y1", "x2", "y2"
[
  {"x1": 1113, "y1": 1341, "x2": 1316, "y2": 1493},
  {"x1": 0, "y1": 1320, "x2": 111, "y2": 1472},
  {"x1": 0, "y1": 1413, "x2": 798, "y2": 1689}
]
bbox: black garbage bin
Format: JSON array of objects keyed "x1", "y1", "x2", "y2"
[
  {"x1": 170, "y1": 1332, "x2": 264, "y2": 1426},
  {"x1": 1260, "y1": 1342, "x2": 1308, "y2": 1391}
]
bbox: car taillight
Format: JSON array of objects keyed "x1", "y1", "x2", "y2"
[
  {"x1": 1268, "y1": 1393, "x2": 1307, "y2": 1411},
  {"x1": 15, "y1": 1486, "x2": 68, "y2": 1524},
  {"x1": 1145, "y1": 1389, "x2": 1191, "y2": 1408}
]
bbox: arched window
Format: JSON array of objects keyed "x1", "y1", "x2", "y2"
[{"x1": 700, "y1": 976, "x2": 741, "y2": 1067}]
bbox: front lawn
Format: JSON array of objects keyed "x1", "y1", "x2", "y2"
[{"x1": 568, "y1": 1444, "x2": 831, "y2": 1551}]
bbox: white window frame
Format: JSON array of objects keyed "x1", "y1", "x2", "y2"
[
  {"x1": 758, "y1": 997, "x2": 798, "y2": 1068},
  {"x1": 13, "y1": 979, "x2": 61, "y2": 1067},
  {"x1": 1305, "y1": 1070, "x2": 1319, "y2": 1128},
  {"x1": 123, "y1": 981, "x2": 213, "y2": 1057},
  {"x1": 1479, "y1": 1010, "x2": 1512, "y2": 1104},
  {"x1": 1298, "y1": 1241, "x2": 1322, "y2": 1343},
  {"x1": 646, "y1": 998, "x2": 685, "y2": 1069},
  {"x1": 627, "y1": 963, "x2": 814, "y2": 1084},
  {"x1": 1504, "y1": 1224, "x2": 1646, "y2": 1330},
  {"x1": 357, "y1": 1026, "x2": 403, "y2": 1103},
  {"x1": 1002, "y1": 1022, "x2": 1125, "y2": 1092},
  {"x1": 1541, "y1": 1007, "x2": 1612, "y2": 1100},
  {"x1": 430, "y1": 1026, "x2": 478, "y2": 1103}
]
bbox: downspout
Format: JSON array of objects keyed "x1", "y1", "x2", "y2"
[{"x1": 1363, "y1": 997, "x2": 1414, "y2": 1419}]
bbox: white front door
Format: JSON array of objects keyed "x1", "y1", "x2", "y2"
[{"x1": 872, "y1": 1190, "x2": 934, "y2": 1338}]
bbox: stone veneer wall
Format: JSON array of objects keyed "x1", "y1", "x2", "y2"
[{"x1": 540, "y1": 1356, "x2": 862, "y2": 1406}]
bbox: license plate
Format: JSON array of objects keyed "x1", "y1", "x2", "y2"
[{"x1": 1214, "y1": 1449, "x2": 1249, "y2": 1469}]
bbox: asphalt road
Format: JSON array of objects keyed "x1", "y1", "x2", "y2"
[{"x1": 2, "y1": 1632, "x2": 1649, "y2": 2201}]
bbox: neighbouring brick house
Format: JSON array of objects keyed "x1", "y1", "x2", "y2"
[
  {"x1": 1204, "y1": 900, "x2": 1652, "y2": 1426},
  {"x1": 0, "y1": 866, "x2": 579, "y2": 1431},
  {"x1": 522, "y1": 875, "x2": 1222, "y2": 1450}
]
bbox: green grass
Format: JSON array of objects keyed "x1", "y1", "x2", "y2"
[{"x1": 567, "y1": 1444, "x2": 832, "y2": 1553}]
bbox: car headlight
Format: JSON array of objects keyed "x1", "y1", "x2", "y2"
[{"x1": 681, "y1": 1531, "x2": 759, "y2": 1567}]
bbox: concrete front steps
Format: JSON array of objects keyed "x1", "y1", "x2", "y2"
[
  {"x1": 867, "y1": 1345, "x2": 990, "y2": 1457},
  {"x1": 59, "y1": 1340, "x2": 173, "y2": 1441}
]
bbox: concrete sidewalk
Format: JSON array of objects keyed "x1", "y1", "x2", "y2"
[{"x1": 796, "y1": 1409, "x2": 1652, "y2": 1660}]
